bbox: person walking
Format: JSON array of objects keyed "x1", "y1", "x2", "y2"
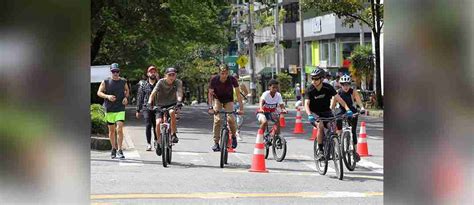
[
  {"x1": 97, "y1": 63, "x2": 130, "y2": 159},
  {"x1": 136, "y1": 66, "x2": 159, "y2": 151}
]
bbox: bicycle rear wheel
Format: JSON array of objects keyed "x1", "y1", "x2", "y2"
[
  {"x1": 314, "y1": 138, "x2": 328, "y2": 175},
  {"x1": 272, "y1": 135, "x2": 287, "y2": 162},
  {"x1": 220, "y1": 129, "x2": 229, "y2": 168},
  {"x1": 341, "y1": 130, "x2": 356, "y2": 171},
  {"x1": 161, "y1": 131, "x2": 168, "y2": 168},
  {"x1": 332, "y1": 136, "x2": 344, "y2": 180}
]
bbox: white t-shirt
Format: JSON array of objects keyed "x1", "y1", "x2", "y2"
[{"x1": 260, "y1": 91, "x2": 284, "y2": 112}]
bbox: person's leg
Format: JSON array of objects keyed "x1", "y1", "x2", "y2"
[
  {"x1": 317, "y1": 121, "x2": 324, "y2": 146},
  {"x1": 170, "y1": 109, "x2": 177, "y2": 134},
  {"x1": 257, "y1": 113, "x2": 268, "y2": 130},
  {"x1": 155, "y1": 117, "x2": 162, "y2": 144},
  {"x1": 151, "y1": 110, "x2": 157, "y2": 141},
  {"x1": 116, "y1": 121, "x2": 124, "y2": 150},
  {"x1": 351, "y1": 116, "x2": 358, "y2": 145},
  {"x1": 107, "y1": 123, "x2": 117, "y2": 149},
  {"x1": 143, "y1": 110, "x2": 152, "y2": 144},
  {"x1": 225, "y1": 102, "x2": 237, "y2": 136},
  {"x1": 212, "y1": 100, "x2": 223, "y2": 144},
  {"x1": 336, "y1": 118, "x2": 343, "y2": 136}
]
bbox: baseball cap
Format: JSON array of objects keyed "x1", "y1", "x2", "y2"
[
  {"x1": 165, "y1": 67, "x2": 177, "y2": 74},
  {"x1": 147, "y1": 66, "x2": 157, "y2": 72},
  {"x1": 110, "y1": 63, "x2": 120, "y2": 71}
]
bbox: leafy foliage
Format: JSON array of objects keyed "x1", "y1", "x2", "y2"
[
  {"x1": 349, "y1": 44, "x2": 374, "y2": 80},
  {"x1": 90, "y1": 104, "x2": 107, "y2": 135},
  {"x1": 276, "y1": 73, "x2": 292, "y2": 94}
]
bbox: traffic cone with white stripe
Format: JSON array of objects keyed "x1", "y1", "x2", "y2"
[
  {"x1": 293, "y1": 107, "x2": 305, "y2": 134},
  {"x1": 279, "y1": 114, "x2": 286, "y2": 127},
  {"x1": 357, "y1": 121, "x2": 370, "y2": 157},
  {"x1": 310, "y1": 127, "x2": 318, "y2": 140},
  {"x1": 249, "y1": 128, "x2": 268, "y2": 173}
]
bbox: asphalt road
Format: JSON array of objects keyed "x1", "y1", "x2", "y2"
[{"x1": 91, "y1": 104, "x2": 384, "y2": 204}]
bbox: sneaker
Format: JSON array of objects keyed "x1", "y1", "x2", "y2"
[
  {"x1": 171, "y1": 133, "x2": 179, "y2": 143},
  {"x1": 155, "y1": 142, "x2": 162, "y2": 156},
  {"x1": 146, "y1": 143, "x2": 152, "y2": 151},
  {"x1": 231, "y1": 137, "x2": 238, "y2": 149},
  {"x1": 236, "y1": 132, "x2": 243, "y2": 141},
  {"x1": 353, "y1": 151, "x2": 361, "y2": 162},
  {"x1": 111, "y1": 148, "x2": 117, "y2": 159},
  {"x1": 211, "y1": 143, "x2": 220, "y2": 152},
  {"x1": 317, "y1": 149, "x2": 324, "y2": 160},
  {"x1": 117, "y1": 149, "x2": 125, "y2": 159},
  {"x1": 264, "y1": 135, "x2": 272, "y2": 146}
]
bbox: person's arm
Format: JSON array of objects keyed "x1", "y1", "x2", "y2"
[
  {"x1": 304, "y1": 99, "x2": 312, "y2": 116},
  {"x1": 330, "y1": 95, "x2": 337, "y2": 110},
  {"x1": 176, "y1": 80, "x2": 184, "y2": 103},
  {"x1": 278, "y1": 93, "x2": 286, "y2": 113},
  {"x1": 122, "y1": 82, "x2": 130, "y2": 105},
  {"x1": 353, "y1": 89, "x2": 365, "y2": 110},
  {"x1": 136, "y1": 83, "x2": 144, "y2": 112},
  {"x1": 234, "y1": 86, "x2": 244, "y2": 112},
  {"x1": 97, "y1": 80, "x2": 115, "y2": 101}
]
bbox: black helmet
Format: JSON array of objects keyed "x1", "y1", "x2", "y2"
[{"x1": 310, "y1": 68, "x2": 325, "y2": 79}]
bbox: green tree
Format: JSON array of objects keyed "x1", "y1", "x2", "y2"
[
  {"x1": 302, "y1": 0, "x2": 384, "y2": 108},
  {"x1": 349, "y1": 44, "x2": 374, "y2": 89},
  {"x1": 276, "y1": 73, "x2": 293, "y2": 99}
]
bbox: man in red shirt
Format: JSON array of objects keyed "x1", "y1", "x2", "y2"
[{"x1": 208, "y1": 65, "x2": 244, "y2": 151}]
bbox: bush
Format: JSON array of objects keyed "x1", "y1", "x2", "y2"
[
  {"x1": 91, "y1": 104, "x2": 107, "y2": 135},
  {"x1": 282, "y1": 88, "x2": 295, "y2": 100}
]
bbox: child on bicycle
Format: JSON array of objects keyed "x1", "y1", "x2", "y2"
[
  {"x1": 330, "y1": 74, "x2": 365, "y2": 161},
  {"x1": 256, "y1": 79, "x2": 287, "y2": 137}
]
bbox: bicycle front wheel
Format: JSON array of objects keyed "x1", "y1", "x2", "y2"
[
  {"x1": 264, "y1": 134, "x2": 270, "y2": 159},
  {"x1": 161, "y1": 131, "x2": 168, "y2": 168},
  {"x1": 341, "y1": 130, "x2": 356, "y2": 171},
  {"x1": 314, "y1": 139, "x2": 328, "y2": 175},
  {"x1": 332, "y1": 136, "x2": 344, "y2": 180},
  {"x1": 220, "y1": 129, "x2": 229, "y2": 168},
  {"x1": 272, "y1": 135, "x2": 287, "y2": 162}
]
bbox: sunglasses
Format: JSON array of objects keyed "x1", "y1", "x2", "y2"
[
  {"x1": 311, "y1": 77, "x2": 321, "y2": 81},
  {"x1": 341, "y1": 83, "x2": 350, "y2": 86},
  {"x1": 111, "y1": 70, "x2": 120, "y2": 74}
]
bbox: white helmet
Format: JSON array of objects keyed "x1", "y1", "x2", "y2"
[{"x1": 339, "y1": 74, "x2": 351, "y2": 83}]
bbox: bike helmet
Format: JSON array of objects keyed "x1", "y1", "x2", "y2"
[
  {"x1": 310, "y1": 68, "x2": 325, "y2": 79},
  {"x1": 339, "y1": 74, "x2": 351, "y2": 83}
]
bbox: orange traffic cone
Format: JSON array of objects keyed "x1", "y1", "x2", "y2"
[
  {"x1": 249, "y1": 128, "x2": 268, "y2": 173},
  {"x1": 357, "y1": 121, "x2": 370, "y2": 157},
  {"x1": 293, "y1": 107, "x2": 304, "y2": 134},
  {"x1": 310, "y1": 127, "x2": 318, "y2": 140},
  {"x1": 279, "y1": 114, "x2": 286, "y2": 127}
]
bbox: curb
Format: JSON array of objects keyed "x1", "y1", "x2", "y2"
[{"x1": 91, "y1": 135, "x2": 112, "y2": 150}]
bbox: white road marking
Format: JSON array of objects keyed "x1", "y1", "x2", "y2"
[
  {"x1": 357, "y1": 159, "x2": 384, "y2": 174},
  {"x1": 119, "y1": 149, "x2": 143, "y2": 166}
]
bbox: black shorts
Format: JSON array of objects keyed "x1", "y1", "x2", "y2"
[{"x1": 313, "y1": 111, "x2": 334, "y2": 128}]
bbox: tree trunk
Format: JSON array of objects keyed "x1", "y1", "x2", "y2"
[
  {"x1": 91, "y1": 26, "x2": 106, "y2": 64},
  {"x1": 374, "y1": 33, "x2": 383, "y2": 108}
]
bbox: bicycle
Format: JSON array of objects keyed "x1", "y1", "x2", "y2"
[
  {"x1": 311, "y1": 114, "x2": 345, "y2": 180},
  {"x1": 213, "y1": 110, "x2": 239, "y2": 168},
  {"x1": 259, "y1": 111, "x2": 287, "y2": 162},
  {"x1": 340, "y1": 112, "x2": 362, "y2": 171},
  {"x1": 153, "y1": 104, "x2": 180, "y2": 168}
]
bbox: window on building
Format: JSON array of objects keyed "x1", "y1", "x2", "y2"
[
  {"x1": 330, "y1": 42, "x2": 336, "y2": 66},
  {"x1": 320, "y1": 42, "x2": 329, "y2": 62},
  {"x1": 305, "y1": 42, "x2": 312, "y2": 66}
]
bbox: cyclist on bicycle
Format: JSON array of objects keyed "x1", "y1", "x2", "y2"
[
  {"x1": 304, "y1": 68, "x2": 353, "y2": 159},
  {"x1": 147, "y1": 67, "x2": 183, "y2": 156},
  {"x1": 256, "y1": 79, "x2": 287, "y2": 137},
  {"x1": 331, "y1": 74, "x2": 365, "y2": 161},
  {"x1": 208, "y1": 65, "x2": 244, "y2": 152}
]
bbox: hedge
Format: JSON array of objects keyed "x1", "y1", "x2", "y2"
[{"x1": 91, "y1": 104, "x2": 107, "y2": 135}]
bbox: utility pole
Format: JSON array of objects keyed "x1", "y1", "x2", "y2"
[
  {"x1": 248, "y1": 0, "x2": 257, "y2": 104},
  {"x1": 236, "y1": 0, "x2": 241, "y2": 55},
  {"x1": 298, "y1": 1, "x2": 305, "y2": 93},
  {"x1": 274, "y1": 2, "x2": 280, "y2": 77}
]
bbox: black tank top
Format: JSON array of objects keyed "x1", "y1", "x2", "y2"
[
  {"x1": 103, "y1": 78, "x2": 126, "y2": 112},
  {"x1": 338, "y1": 88, "x2": 357, "y2": 113}
]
